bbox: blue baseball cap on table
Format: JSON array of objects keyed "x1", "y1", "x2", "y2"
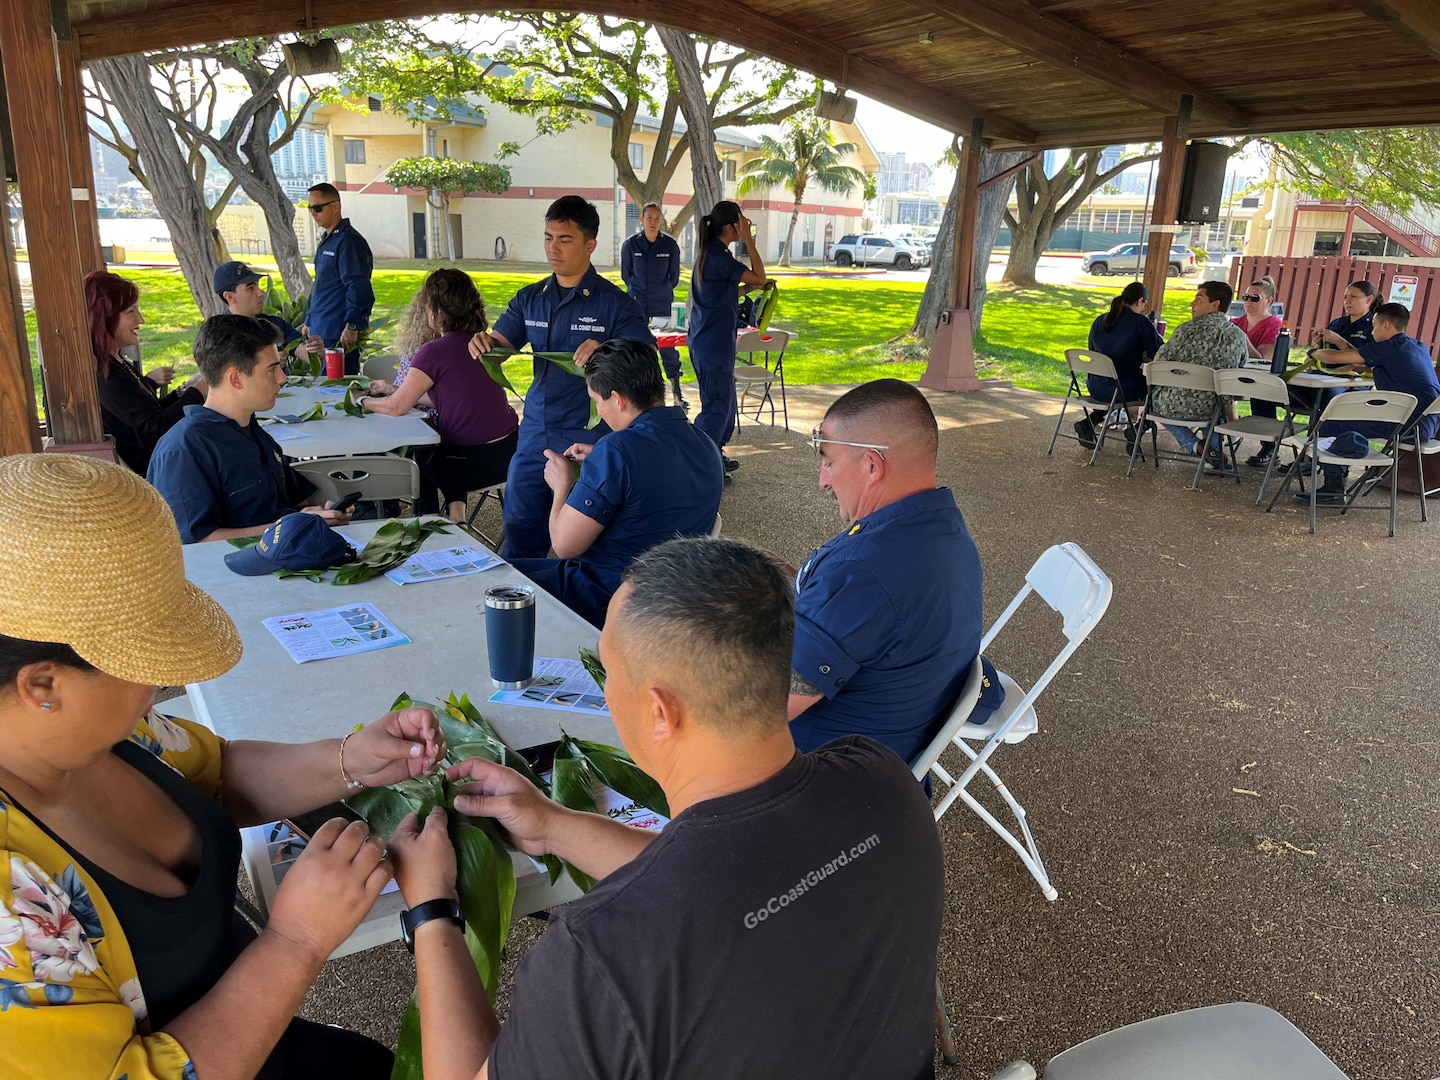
[{"x1": 224, "y1": 513, "x2": 354, "y2": 576}]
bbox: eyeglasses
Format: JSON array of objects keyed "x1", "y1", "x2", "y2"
[
  {"x1": 1241, "y1": 293, "x2": 1265, "y2": 303},
  {"x1": 810, "y1": 424, "x2": 889, "y2": 459},
  {"x1": 308, "y1": 202, "x2": 338, "y2": 213}
]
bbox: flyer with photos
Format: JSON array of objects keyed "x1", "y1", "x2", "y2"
[
  {"x1": 384, "y1": 544, "x2": 504, "y2": 585},
  {"x1": 488, "y1": 656, "x2": 609, "y2": 716},
  {"x1": 263, "y1": 603, "x2": 412, "y2": 663}
]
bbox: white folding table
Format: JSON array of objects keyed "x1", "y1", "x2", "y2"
[
  {"x1": 259, "y1": 384, "x2": 440, "y2": 460},
  {"x1": 180, "y1": 519, "x2": 611, "y2": 955}
]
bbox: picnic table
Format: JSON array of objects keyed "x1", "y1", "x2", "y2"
[{"x1": 258, "y1": 383, "x2": 439, "y2": 459}]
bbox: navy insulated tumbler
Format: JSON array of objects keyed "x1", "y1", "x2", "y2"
[{"x1": 485, "y1": 584, "x2": 537, "y2": 688}]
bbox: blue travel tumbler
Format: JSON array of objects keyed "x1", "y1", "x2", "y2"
[{"x1": 485, "y1": 585, "x2": 536, "y2": 688}]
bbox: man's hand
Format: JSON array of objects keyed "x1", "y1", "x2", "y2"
[
  {"x1": 296, "y1": 335, "x2": 325, "y2": 360},
  {"x1": 573, "y1": 339, "x2": 600, "y2": 368},
  {"x1": 447, "y1": 758, "x2": 564, "y2": 857},
  {"x1": 338, "y1": 327, "x2": 359, "y2": 350},
  {"x1": 543, "y1": 448, "x2": 579, "y2": 496},
  {"x1": 388, "y1": 807, "x2": 458, "y2": 907},
  {"x1": 145, "y1": 366, "x2": 175, "y2": 387},
  {"x1": 562, "y1": 442, "x2": 594, "y2": 463},
  {"x1": 300, "y1": 501, "x2": 354, "y2": 526},
  {"x1": 469, "y1": 331, "x2": 497, "y2": 359}
]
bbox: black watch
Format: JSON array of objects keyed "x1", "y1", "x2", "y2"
[{"x1": 399, "y1": 898, "x2": 463, "y2": 953}]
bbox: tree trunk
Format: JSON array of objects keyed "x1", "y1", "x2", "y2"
[
  {"x1": 1000, "y1": 211, "x2": 1046, "y2": 287},
  {"x1": 658, "y1": 28, "x2": 724, "y2": 222},
  {"x1": 912, "y1": 150, "x2": 1027, "y2": 343},
  {"x1": 782, "y1": 198, "x2": 801, "y2": 267},
  {"x1": 440, "y1": 192, "x2": 456, "y2": 261},
  {"x1": 91, "y1": 54, "x2": 225, "y2": 317},
  {"x1": 231, "y1": 93, "x2": 310, "y2": 298}
]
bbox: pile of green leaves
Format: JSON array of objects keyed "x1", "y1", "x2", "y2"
[
  {"x1": 346, "y1": 689, "x2": 666, "y2": 1080},
  {"x1": 331, "y1": 519, "x2": 452, "y2": 585},
  {"x1": 296, "y1": 401, "x2": 326, "y2": 422}
]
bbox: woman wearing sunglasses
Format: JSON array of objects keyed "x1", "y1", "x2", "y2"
[{"x1": 1232, "y1": 277, "x2": 1289, "y2": 468}]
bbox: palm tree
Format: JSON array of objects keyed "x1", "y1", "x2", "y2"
[{"x1": 736, "y1": 117, "x2": 867, "y2": 267}]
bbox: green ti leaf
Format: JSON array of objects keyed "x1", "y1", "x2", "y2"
[
  {"x1": 578, "y1": 645, "x2": 606, "y2": 691},
  {"x1": 343, "y1": 784, "x2": 418, "y2": 843},
  {"x1": 331, "y1": 520, "x2": 451, "y2": 585},
  {"x1": 478, "y1": 349, "x2": 599, "y2": 428},
  {"x1": 297, "y1": 401, "x2": 326, "y2": 422},
  {"x1": 226, "y1": 536, "x2": 261, "y2": 549},
  {"x1": 451, "y1": 821, "x2": 517, "y2": 998},
  {"x1": 335, "y1": 391, "x2": 366, "y2": 417}
]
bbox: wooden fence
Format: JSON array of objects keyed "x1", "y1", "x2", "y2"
[{"x1": 1229, "y1": 256, "x2": 1440, "y2": 362}]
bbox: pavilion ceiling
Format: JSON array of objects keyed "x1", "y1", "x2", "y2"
[{"x1": 65, "y1": 0, "x2": 1440, "y2": 149}]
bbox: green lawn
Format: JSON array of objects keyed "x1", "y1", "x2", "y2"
[{"x1": 25, "y1": 263, "x2": 1200, "y2": 409}]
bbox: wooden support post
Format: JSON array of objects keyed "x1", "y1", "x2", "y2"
[
  {"x1": 921, "y1": 118, "x2": 985, "y2": 392},
  {"x1": 56, "y1": 21, "x2": 103, "y2": 278},
  {"x1": 1142, "y1": 95, "x2": 1192, "y2": 314},
  {"x1": 0, "y1": 0, "x2": 108, "y2": 453},
  {"x1": 0, "y1": 59, "x2": 42, "y2": 456}
]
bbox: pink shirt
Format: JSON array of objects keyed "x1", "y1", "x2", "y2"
[{"x1": 1232, "y1": 314, "x2": 1283, "y2": 351}]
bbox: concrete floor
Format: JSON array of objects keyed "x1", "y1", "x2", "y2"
[{"x1": 290, "y1": 385, "x2": 1439, "y2": 1079}]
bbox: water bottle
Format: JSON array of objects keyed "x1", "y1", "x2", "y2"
[{"x1": 1271, "y1": 326, "x2": 1290, "y2": 372}]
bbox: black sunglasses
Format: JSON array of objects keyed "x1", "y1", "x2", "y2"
[
  {"x1": 308, "y1": 201, "x2": 338, "y2": 213},
  {"x1": 1241, "y1": 293, "x2": 1265, "y2": 303}
]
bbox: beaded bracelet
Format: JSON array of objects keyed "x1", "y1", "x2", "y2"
[{"x1": 339, "y1": 731, "x2": 364, "y2": 790}]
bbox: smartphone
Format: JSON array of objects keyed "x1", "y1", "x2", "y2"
[
  {"x1": 282, "y1": 801, "x2": 367, "y2": 842},
  {"x1": 333, "y1": 491, "x2": 365, "y2": 513}
]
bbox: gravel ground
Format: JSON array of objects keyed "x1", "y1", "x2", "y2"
[{"x1": 275, "y1": 385, "x2": 1438, "y2": 1079}]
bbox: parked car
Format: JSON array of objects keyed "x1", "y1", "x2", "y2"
[
  {"x1": 1081, "y1": 243, "x2": 1196, "y2": 277},
  {"x1": 827, "y1": 233, "x2": 928, "y2": 270}
]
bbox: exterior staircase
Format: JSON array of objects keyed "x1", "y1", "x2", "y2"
[{"x1": 1296, "y1": 195, "x2": 1440, "y2": 257}]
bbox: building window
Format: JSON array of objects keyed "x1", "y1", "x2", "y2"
[
  {"x1": 628, "y1": 143, "x2": 643, "y2": 170},
  {"x1": 626, "y1": 201, "x2": 639, "y2": 224},
  {"x1": 725, "y1": 158, "x2": 738, "y2": 182},
  {"x1": 343, "y1": 139, "x2": 366, "y2": 165},
  {"x1": 367, "y1": 96, "x2": 382, "y2": 112}
]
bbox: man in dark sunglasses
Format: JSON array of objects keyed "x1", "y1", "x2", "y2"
[{"x1": 303, "y1": 182, "x2": 374, "y2": 375}]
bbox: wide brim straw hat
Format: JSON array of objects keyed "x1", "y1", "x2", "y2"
[{"x1": 0, "y1": 454, "x2": 242, "y2": 685}]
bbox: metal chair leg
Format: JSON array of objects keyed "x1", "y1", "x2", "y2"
[{"x1": 934, "y1": 975, "x2": 960, "y2": 1067}]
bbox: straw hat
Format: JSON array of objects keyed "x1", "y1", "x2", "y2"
[{"x1": 0, "y1": 454, "x2": 242, "y2": 685}]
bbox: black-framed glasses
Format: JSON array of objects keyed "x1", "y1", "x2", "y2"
[
  {"x1": 1241, "y1": 293, "x2": 1265, "y2": 303},
  {"x1": 308, "y1": 202, "x2": 338, "y2": 213},
  {"x1": 810, "y1": 423, "x2": 889, "y2": 459}
]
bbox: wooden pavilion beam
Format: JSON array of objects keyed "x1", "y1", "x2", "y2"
[
  {"x1": 1351, "y1": 0, "x2": 1440, "y2": 64},
  {"x1": 911, "y1": 0, "x2": 1247, "y2": 127},
  {"x1": 72, "y1": 0, "x2": 1037, "y2": 143},
  {"x1": 0, "y1": 0, "x2": 108, "y2": 453},
  {"x1": 0, "y1": 56, "x2": 43, "y2": 456},
  {"x1": 1141, "y1": 95, "x2": 1192, "y2": 320}
]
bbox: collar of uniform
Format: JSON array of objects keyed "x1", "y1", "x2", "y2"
[
  {"x1": 630, "y1": 405, "x2": 686, "y2": 429},
  {"x1": 186, "y1": 403, "x2": 258, "y2": 431},
  {"x1": 847, "y1": 486, "x2": 955, "y2": 535},
  {"x1": 543, "y1": 263, "x2": 603, "y2": 299}
]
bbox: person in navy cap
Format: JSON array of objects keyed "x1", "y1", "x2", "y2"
[
  {"x1": 467, "y1": 196, "x2": 650, "y2": 560},
  {"x1": 148, "y1": 315, "x2": 354, "y2": 543},
  {"x1": 303, "y1": 183, "x2": 374, "y2": 375},
  {"x1": 508, "y1": 338, "x2": 723, "y2": 627},
  {"x1": 787, "y1": 379, "x2": 986, "y2": 765},
  {"x1": 1303, "y1": 302, "x2": 1440, "y2": 505},
  {"x1": 213, "y1": 260, "x2": 324, "y2": 366},
  {"x1": 621, "y1": 202, "x2": 687, "y2": 408}
]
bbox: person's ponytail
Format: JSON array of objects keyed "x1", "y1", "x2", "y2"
[{"x1": 694, "y1": 213, "x2": 715, "y2": 289}]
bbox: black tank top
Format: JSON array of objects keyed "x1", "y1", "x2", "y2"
[{"x1": 8, "y1": 739, "x2": 243, "y2": 1029}]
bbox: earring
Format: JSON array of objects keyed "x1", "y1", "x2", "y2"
[{"x1": 41, "y1": 702, "x2": 53, "y2": 711}]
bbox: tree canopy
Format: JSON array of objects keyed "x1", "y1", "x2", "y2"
[{"x1": 386, "y1": 156, "x2": 513, "y2": 260}]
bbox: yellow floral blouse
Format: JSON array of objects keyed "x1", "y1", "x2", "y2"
[{"x1": 0, "y1": 710, "x2": 225, "y2": 1080}]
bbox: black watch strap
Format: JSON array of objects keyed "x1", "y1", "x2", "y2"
[{"x1": 400, "y1": 898, "x2": 463, "y2": 953}]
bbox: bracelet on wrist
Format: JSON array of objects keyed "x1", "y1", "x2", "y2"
[{"x1": 339, "y1": 730, "x2": 364, "y2": 790}]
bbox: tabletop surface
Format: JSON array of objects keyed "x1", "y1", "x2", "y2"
[
  {"x1": 182, "y1": 519, "x2": 615, "y2": 752},
  {"x1": 258, "y1": 384, "x2": 440, "y2": 459}
]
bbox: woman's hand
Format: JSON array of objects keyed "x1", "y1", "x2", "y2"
[
  {"x1": 368, "y1": 379, "x2": 395, "y2": 396},
  {"x1": 388, "y1": 807, "x2": 458, "y2": 906},
  {"x1": 145, "y1": 366, "x2": 175, "y2": 387},
  {"x1": 264, "y1": 818, "x2": 392, "y2": 963},
  {"x1": 342, "y1": 706, "x2": 446, "y2": 788}
]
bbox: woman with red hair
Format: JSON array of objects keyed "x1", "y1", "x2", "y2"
[{"x1": 87, "y1": 271, "x2": 207, "y2": 474}]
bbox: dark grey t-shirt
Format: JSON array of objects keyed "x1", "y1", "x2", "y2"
[{"x1": 491, "y1": 737, "x2": 944, "y2": 1080}]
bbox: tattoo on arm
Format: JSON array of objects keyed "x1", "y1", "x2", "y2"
[{"x1": 790, "y1": 669, "x2": 821, "y2": 697}]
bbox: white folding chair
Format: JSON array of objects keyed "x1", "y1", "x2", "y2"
[
  {"x1": 464, "y1": 482, "x2": 506, "y2": 549},
  {"x1": 1201, "y1": 370, "x2": 1305, "y2": 501},
  {"x1": 1040, "y1": 1002, "x2": 1349, "y2": 1080},
  {"x1": 1048, "y1": 349, "x2": 1145, "y2": 466},
  {"x1": 293, "y1": 455, "x2": 420, "y2": 508},
  {"x1": 362, "y1": 354, "x2": 402, "y2": 382},
  {"x1": 1396, "y1": 396, "x2": 1440, "y2": 522},
  {"x1": 1263, "y1": 389, "x2": 1416, "y2": 536},
  {"x1": 911, "y1": 543, "x2": 1112, "y2": 901},
  {"x1": 1131, "y1": 361, "x2": 1225, "y2": 478},
  {"x1": 709, "y1": 513, "x2": 723, "y2": 538},
  {"x1": 733, "y1": 329, "x2": 790, "y2": 430}
]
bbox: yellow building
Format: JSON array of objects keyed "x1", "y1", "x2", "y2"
[{"x1": 304, "y1": 95, "x2": 875, "y2": 267}]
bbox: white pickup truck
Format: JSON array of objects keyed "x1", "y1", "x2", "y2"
[{"x1": 827, "y1": 233, "x2": 929, "y2": 269}]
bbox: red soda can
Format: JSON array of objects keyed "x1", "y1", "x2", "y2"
[{"x1": 324, "y1": 349, "x2": 344, "y2": 379}]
